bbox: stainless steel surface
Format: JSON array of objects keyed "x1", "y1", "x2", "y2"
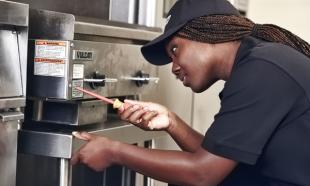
[
  {"x1": 0, "y1": 2, "x2": 28, "y2": 186},
  {"x1": 0, "y1": 1, "x2": 28, "y2": 99},
  {"x1": 0, "y1": 97, "x2": 25, "y2": 109},
  {"x1": 109, "y1": 0, "x2": 157, "y2": 27},
  {"x1": 29, "y1": 9, "x2": 75, "y2": 40},
  {"x1": 28, "y1": 99, "x2": 107, "y2": 125},
  {"x1": 19, "y1": 129, "x2": 74, "y2": 158},
  {"x1": 17, "y1": 144, "x2": 150, "y2": 186},
  {"x1": 17, "y1": 154, "x2": 60, "y2": 186},
  {"x1": 0, "y1": 120, "x2": 18, "y2": 186},
  {"x1": 75, "y1": 17, "x2": 161, "y2": 42},
  {"x1": 18, "y1": 122, "x2": 166, "y2": 159},
  {"x1": 60, "y1": 158, "x2": 72, "y2": 186},
  {"x1": 28, "y1": 39, "x2": 159, "y2": 100},
  {"x1": 0, "y1": 111, "x2": 24, "y2": 122},
  {"x1": 138, "y1": 0, "x2": 156, "y2": 27},
  {"x1": 0, "y1": 30, "x2": 24, "y2": 98},
  {"x1": 0, "y1": 0, "x2": 28, "y2": 26},
  {"x1": 110, "y1": 0, "x2": 137, "y2": 24},
  {"x1": 26, "y1": 9, "x2": 161, "y2": 43},
  {"x1": 11, "y1": 0, "x2": 110, "y2": 20}
]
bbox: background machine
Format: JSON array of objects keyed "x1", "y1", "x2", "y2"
[
  {"x1": 0, "y1": 1, "x2": 28, "y2": 186},
  {"x1": 17, "y1": 7, "x2": 163, "y2": 186}
]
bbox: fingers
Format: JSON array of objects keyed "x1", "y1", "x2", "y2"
[
  {"x1": 128, "y1": 107, "x2": 149, "y2": 123},
  {"x1": 118, "y1": 102, "x2": 131, "y2": 113},
  {"x1": 71, "y1": 151, "x2": 80, "y2": 165},
  {"x1": 141, "y1": 111, "x2": 158, "y2": 121},
  {"x1": 119, "y1": 105, "x2": 143, "y2": 121},
  {"x1": 72, "y1": 131, "x2": 94, "y2": 141}
]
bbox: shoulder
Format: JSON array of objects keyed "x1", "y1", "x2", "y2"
[
  {"x1": 232, "y1": 37, "x2": 310, "y2": 99},
  {"x1": 236, "y1": 36, "x2": 310, "y2": 65}
]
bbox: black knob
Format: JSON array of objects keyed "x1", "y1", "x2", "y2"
[
  {"x1": 135, "y1": 70, "x2": 149, "y2": 87},
  {"x1": 89, "y1": 71, "x2": 105, "y2": 89}
]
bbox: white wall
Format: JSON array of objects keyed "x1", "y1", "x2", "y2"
[{"x1": 247, "y1": 0, "x2": 310, "y2": 42}]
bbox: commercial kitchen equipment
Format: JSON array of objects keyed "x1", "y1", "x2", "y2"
[
  {"x1": 12, "y1": 0, "x2": 158, "y2": 27},
  {"x1": 17, "y1": 9, "x2": 164, "y2": 186},
  {"x1": 0, "y1": 1, "x2": 28, "y2": 186}
]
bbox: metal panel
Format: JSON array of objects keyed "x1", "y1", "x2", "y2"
[
  {"x1": 0, "y1": 0, "x2": 28, "y2": 26},
  {"x1": 37, "y1": 100, "x2": 107, "y2": 125},
  {"x1": 0, "y1": 120, "x2": 18, "y2": 186},
  {"x1": 0, "y1": 98, "x2": 25, "y2": 109},
  {"x1": 74, "y1": 16, "x2": 161, "y2": 42},
  {"x1": 109, "y1": 0, "x2": 137, "y2": 24},
  {"x1": 18, "y1": 122, "x2": 165, "y2": 158},
  {"x1": 138, "y1": 0, "x2": 156, "y2": 27},
  {"x1": 27, "y1": 40, "x2": 158, "y2": 100},
  {"x1": 0, "y1": 30, "x2": 23, "y2": 98},
  {"x1": 11, "y1": 0, "x2": 110, "y2": 20},
  {"x1": 29, "y1": 9, "x2": 75, "y2": 40}
]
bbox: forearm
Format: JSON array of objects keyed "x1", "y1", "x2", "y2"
[
  {"x1": 167, "y1": 112, "x2": 204, "y2": 152},
  {"x1": 115, "y1": 142, "x2": 207, "y2": 186}
]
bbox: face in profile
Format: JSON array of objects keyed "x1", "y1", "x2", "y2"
[{"x1": 166, "y1": 36, "x2": 222, "y2": 93}]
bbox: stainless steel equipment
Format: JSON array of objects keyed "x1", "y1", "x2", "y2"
[
  {"x1": 11, "y1": 0, "x2": 158, "y2": 27},
  {"x1": 0, "y1": 1, "x2": 28, "y2": 186},
  {"x1": 17, "y1": 9, "x2": 163, "y2": 186},
  {"x1": 11, "y1": 0, "x2": 110, "y2": 20}
]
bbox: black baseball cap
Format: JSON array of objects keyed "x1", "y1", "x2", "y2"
[{"x1": 141, "y1": 0, "x2": 240, "y2": 66}]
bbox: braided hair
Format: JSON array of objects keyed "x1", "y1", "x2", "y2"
[{"x1": 176, "y1": 15, "x2": 310, "y2": 58}]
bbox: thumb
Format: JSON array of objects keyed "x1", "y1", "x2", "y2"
[
  {"x1": 70, "y1": 150, "x2": 80, "y2": 165},
  {"x1": 72, "y1": 131, "x2": 94, "y2": 141}
]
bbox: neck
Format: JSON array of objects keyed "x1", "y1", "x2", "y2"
[{"x1": 218, "y1": 41, "x2": 241, "y2": 81}]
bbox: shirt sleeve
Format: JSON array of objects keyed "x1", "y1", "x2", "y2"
[{"x1": 202, "y1": 58, "x2": 303, "y2": 165}]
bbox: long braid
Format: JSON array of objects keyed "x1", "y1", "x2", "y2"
[{"x1": 177, "y1": 15, "x2": 310, "y2": 58}]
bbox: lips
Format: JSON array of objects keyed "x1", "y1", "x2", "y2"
[
  {"x1": 176, "y1": 74, "x2": 188, "y2": 86},
  {"x1": 179, "y1": 75, "x2": 185, "y2": 81},
  {"x1": 174, "y1": 70, "x2": 188, "y2": 84}
]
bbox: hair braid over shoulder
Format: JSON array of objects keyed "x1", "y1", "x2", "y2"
[{"x1": 177, "y1": 15, "x2": 310, "y2": 58}]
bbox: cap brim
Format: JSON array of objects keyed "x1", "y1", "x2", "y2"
[{"x1": 141, "y1": 23, "x2": 186, "y2": 66}]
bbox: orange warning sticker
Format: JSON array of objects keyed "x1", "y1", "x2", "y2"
[
  {"x1": 35, "y1": 40, "x2": 67, "y2": 46},
  {"x1": 34, "y1": 58, "x2": 66, "y2": 64},
  {"x1": 35, "y1": 40, "x2": 68, "y2": 59},
  {"x1": 34, "y1": 58, "x2": 66, "y2": 77}
]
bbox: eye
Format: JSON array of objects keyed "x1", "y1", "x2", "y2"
[{"x1": 170, "y1": 45, "x2": 178, "y2": 56}]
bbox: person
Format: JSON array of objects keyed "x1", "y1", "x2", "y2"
[{"x1": 71, "y1": 0, "x2": 310, "y2": 185}]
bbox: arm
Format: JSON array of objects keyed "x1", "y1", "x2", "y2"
[
  {"x1": 167, "y1": 111, "x2": 204, "y2": 152},
  {"x1": 71, "y1": 132, "x2": 237, "y2": 186}
]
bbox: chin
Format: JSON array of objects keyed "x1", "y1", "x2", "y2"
[
  {"x1": 190, "y1": 86, "x2": 205, "y2": 93},
  {"x1": 190, "y1": 82, "x2": 214, "y2": 93}
]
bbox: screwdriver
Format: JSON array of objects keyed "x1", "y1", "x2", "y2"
[{"x1": 75, "y1": 87, "x2": 123, "y2": 109}]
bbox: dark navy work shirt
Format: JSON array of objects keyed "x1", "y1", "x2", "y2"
[{"x1": 202, "y1": 36, "x2": 310, "y2": 186}]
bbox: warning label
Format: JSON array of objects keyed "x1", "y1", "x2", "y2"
[
  {"x1": 73, "y1": 64, "x2": 84, "y2": 79},
  {"x1": 34, "y1": 58, "x2": 66, "y2": 77},
  {"x1": 72, "y1": 80, "x2": 83, "y2": 98},
  {"x1": 35, "y1": 40, "x2": 68, "y2": 59}
]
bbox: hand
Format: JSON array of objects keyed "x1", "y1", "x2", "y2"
[
  {"x1": 118, "y1": 100, "x2": 171, "y2": 131},
  {"x1": 71, "y1": 132, "x2": 119, "y2": 171}
]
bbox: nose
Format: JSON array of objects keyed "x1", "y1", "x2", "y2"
[{"x1": 171, "y1": 61, "x2": 181, "y2": 75}]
